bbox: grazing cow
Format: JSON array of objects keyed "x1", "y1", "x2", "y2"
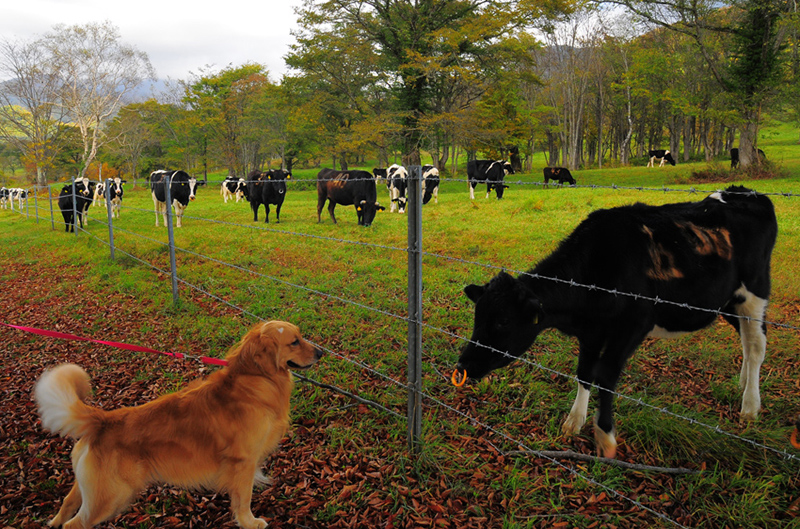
[
  {"x1": 149, "y1": 170, "x2": 198, "y2": 228},
  {"x1": 647, "y1": 149, "x2": 676, "y2": 167},
  {"x1": 730, "y1": 148, "x2": 766, "y2": 169},
  {"x1": 7, "y1": 188, "x2": 29, "y2": 211},
  {"x1": 57, "y1": 179, "x2": 94, "y2": 232},
  {"x1": 467, "y1": 159, "x2": 513, "y2": 200},
  {"x1": 454, "y1": 186, "x2": 777, "y2": 458},
  {"x1": 422, "y1": 165, "x2": 440, "y2": 205},
  {"x1": 385, "y1": 164, "x2": 408, "y2": 213},
  {"x1": 221, "y1": 176, "x2": 248, "y2": 203},
  {"x1": 316, "y1": 168, "x2": 385, "y2": 226},
  {"x1": 247, "y1": 169, "x2": 289, "y2": 223},
  {"x1": 543, "y1": 167, "x2": 576, "y2": 186},
  {"x1": 0, "y1": 187, "x2": 8, "y2": 209},
  {"x1": 508, "y1": 145, "x2": 523, "y2": 173}
]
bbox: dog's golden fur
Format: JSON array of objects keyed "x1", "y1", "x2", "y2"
[{"x1": 34, "y1": 320, "x2": 322, "y2": 529}]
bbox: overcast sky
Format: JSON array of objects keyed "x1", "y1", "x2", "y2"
[{"x1": 1, "y1": 0, "x2": 302, "y2": 81}]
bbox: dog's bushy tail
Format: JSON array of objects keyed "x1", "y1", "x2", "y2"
[{"x1": 35, "y1": 363, "x2": 96, "y2": 439}]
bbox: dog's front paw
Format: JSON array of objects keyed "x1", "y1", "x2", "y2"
[{"x1": 237, "y1": 514, "x2": 268, "y2": 529}]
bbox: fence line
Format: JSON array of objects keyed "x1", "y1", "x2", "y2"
[
  {"x1": 6, "y1": 177, "x2": 799, "y2": 527},
  {"x1": 53, "y1": 186, "x2": 800, "y2": 464}
]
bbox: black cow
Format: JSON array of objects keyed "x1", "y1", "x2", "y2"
[
  {"x1": 647, "y1": 149, "x2": 676, "y2": 167},
  {"x1": 57, "y1": 179, "x2": 95, "y2": 232},
  {"x1": 543, "y1": 167, "x2": 576, "y2": 186},
  {"x1": 386, "y1": 164, "x2": 408, "y2": 213},
  {"x1": 508, "y1": 145, "x2": 523, "y2": 173},
  {"x1": 149, "y1": 170, "x2": 198, "y2": 228},
  {"x1": 422, "y1": 165, "x2": 440, "y2": 205},
  {"x1": 221, "y1": 176, "x2": 248, "y2": 203},
  {"x1": 260, "y1": 169, "x2": 290, "y2": 223},
  {"x1": 455, "y1": 186, "x2": 776, "y2": 458},
  {"x1": 467, "y1": 159, "x2": 513, "y2": 199},
  {"x1": 316, "y1": 168, "x2": 385, "y2": 226},
  {"x1": 730, "y1": 148, "x2": 766, "y2": 169},
  {"x1": 247, "y1": 169, "x2": 289, "y2": 223},
  {"x1": 372, "y1": 167, "x2": 388, "y2": 183}
]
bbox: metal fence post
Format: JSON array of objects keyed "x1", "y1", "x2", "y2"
[
  {"x1": 164, "y1": 176, "x2": 179, "y2": 304},
  {"x1": 48, "y1": 184, "x2": 54, "y2": 230},
  {"x1": 71, "y1": 177, "x2": 77, "y2": 238},
  {"x1": 407, "y1": 164, "x2": 423, "y2": 454},
  {"x1": 32, "y1": 186, "x2": 37, "y2": 222},
  {"x1": 105, "y1": 179, "x2": 115, "y2": 261}
]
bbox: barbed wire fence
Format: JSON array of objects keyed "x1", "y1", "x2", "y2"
[{"x1": 5, "y1": 172, "x2": 800, "y2": 527}]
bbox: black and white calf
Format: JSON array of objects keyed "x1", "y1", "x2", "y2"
[
  {"x1": 455, "y1": 186, "x2": 777, "y2": 458},
  {"x1": 385, "y1": 164, "x2": 408, "y2": 213},
  {"x1": 467, "y1": 159, "x2": 513, "y2": 199},
  {"x1": 221, "y1": 176, "x2": 248, "y2": 203},
  {"x1": 0, "y1": 187, "x2": 8, "y2": 210},
  {"x1": 422, "y1": 165, "x2": 440, "y2": 205},
  {"x1": 107, "y1": 177, "x2": 124, "y2": 219},
  {"x1": 149, "y1": 170, "x2": 198, "y2": 228},
  {"x1": 543, "y1": 167, "x2": 576, "y2": 186},
  {"x1": 647, "y1": 149, "x2": 676, "y2": 167},
  {"x1": 57, "y1": 179, "x2": 95, "y2": 232}
]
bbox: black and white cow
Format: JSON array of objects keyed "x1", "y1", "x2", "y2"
[
  {"x1": 543, "y1": 167, "x2": 576, "y2": 186},
  {"x1": 57, "y1": 179, "x2": 95, "y2": 232},
  {"x1": 467, "y1": 159, "x2": 513, "y2": 199},
  {"x1": 647, "y1": 149, "x2": 676, "y2": 167},
  {"x1": 149, "y1": 170, "x2": 198, "y2": 228},
  {"x1": 316, "y1": 168, "x2": 385, "y2": 226},
  {"x1": 730, "y1": 148, "x2": 766, "y2": 169},
  {"x1": 385, "y1": 164, "x2": 408, "y2": 213},
  {"x1": 93, "y1": 181, "x2": 107, "y2": 212},
  {"x1": 106, "y1": 177, "x2": 124, "y2": 219},
  {"x1": 0, "y1": 187, "x2": 8, "y2": 210},
  {"x1": 454, "y1": 186, "x2": 777, "y2": 458},
  {"x1": 221, "y1": 176, "x2": 248, "y2": 203},
  {"x1": 7, "y1": 188, "x2": 29, "y2": 211},
  {"x1": 248, "y1": 169, "x2": 290, "y2": 223},
  {"x1": 422, "y1": 165, "x2": 440, "y2": 205}
]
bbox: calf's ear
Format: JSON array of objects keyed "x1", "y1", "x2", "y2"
[{"x1": 464, "y1": 284, "x2": 485, "y2": 303}]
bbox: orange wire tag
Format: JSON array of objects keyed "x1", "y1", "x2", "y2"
[
  {"x1": 451, "y1": 368, "x2": 467, "y2": 387},
  {"x1": 791, "y1": 428, "x2": 800, "y2": 450}
]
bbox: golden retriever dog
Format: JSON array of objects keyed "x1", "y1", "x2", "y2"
[{"x1": 34, "y1": 320, "x2": 323, "y2": 529}]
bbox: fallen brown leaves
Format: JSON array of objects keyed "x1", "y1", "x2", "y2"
[{"x1": 2, "y1": 252, "x2": 798, "y2": 528}]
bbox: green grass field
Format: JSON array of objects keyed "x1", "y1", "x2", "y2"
[{"x1": 2, "y1": 121, "x2": 800, "y2": 528}]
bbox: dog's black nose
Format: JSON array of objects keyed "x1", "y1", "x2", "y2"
[{"x1": 314, "y1": 348, "x2": 324, "y2": 360}]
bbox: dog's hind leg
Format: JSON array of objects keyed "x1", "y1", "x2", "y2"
[{"x1": 48, "y1": 482, "x2": 82, "y2": 527}]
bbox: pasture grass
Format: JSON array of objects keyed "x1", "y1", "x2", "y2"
[{"x1": 2, "y1": 121, "x2": 800, "y2": 527}]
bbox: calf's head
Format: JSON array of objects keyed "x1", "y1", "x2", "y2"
[{"x1": 455, "y1": 271, "x2": 543, "y2": 381}]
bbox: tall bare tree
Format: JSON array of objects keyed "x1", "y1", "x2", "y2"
[
  {"x1": 43, "y1": 21, "x2": 154, "y2": 178},
  {"x1": 0, "y1": 38, "x2": 67, "y2": 186}
]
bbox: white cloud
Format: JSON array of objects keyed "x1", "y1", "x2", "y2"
[{"x1": 0, "y1": 0, "x2": 300, "y2": 81}]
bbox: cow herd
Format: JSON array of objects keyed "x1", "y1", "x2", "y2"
[{"x1": 4, "y1": 146, "x2": 767, "y2": 231}]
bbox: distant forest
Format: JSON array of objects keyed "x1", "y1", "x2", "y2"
[{"x1": 1, "y1": 0, "x2": 798, "y2": 185}]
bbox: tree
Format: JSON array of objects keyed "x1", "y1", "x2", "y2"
[
  {"x1": 43, "y1": 21, "x2": 154, "y2": 178},
  {"x1": 0, "y1": 38, "x2": 67, "y2": 186},
  {"x1": 604, "y1": 0, "x2": 790, "y2": 166},
  {"x1": 292, "y1": 0, "x2": 573, "y2": 164}
]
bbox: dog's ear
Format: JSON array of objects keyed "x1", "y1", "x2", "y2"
[{"x1": 227, "y1": 325, "x2": 277, "y2": 376}]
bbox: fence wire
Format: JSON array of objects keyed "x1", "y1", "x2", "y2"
[{"x1": 6, "y1": 178, "x2": 800, "y2": 528}]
